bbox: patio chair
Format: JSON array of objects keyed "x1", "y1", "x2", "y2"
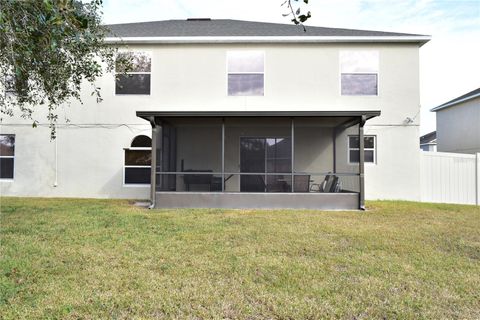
[
  {"x1": 319, "y1": 174, "x2": 333, "y2": 192},
  {"x1": 318, "y1": 173, "x2": 340, "y2": 193},
  {"x1": 294, "y1": 175, "x2": 311, "y2": 192},
  {"x1": 328, "y1": 176, "x2": 339, "y2": 192}
]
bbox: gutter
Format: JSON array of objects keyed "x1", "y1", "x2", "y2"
[
  {"x1": 105, "y1": 35, "x2": 431, "y2": 46},
  {"x1": 136, "y1": 110, "x2": 382, "y2": 121},
  {"x1": 430, "y1": 92, "x2": 480, "y2": 112}
]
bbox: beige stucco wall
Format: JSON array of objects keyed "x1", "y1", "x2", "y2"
[
  {"x1": 0, "y1": 124, "x2": 152, "y2": 198},
  {"x1": 436, "y1": 97, "x2": 480, "y2": 154},
  {"x1": 1, "y1": 42, "x2": 422, "y2": 201}
]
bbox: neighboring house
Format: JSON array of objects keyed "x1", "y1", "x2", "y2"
[
  {"x1": 0, "y1": 19, "x2": 430, "y2": 210},
  {"x1": 431, "y1": 88, "x2": 480, "y2": 154},
  {"x1": 420, "y1": 131, "x2": 437, "y2": 152}
]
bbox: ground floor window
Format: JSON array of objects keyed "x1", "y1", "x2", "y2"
[
  {"x1": 0, "y1": 134, "x2": 15, "y2": 180},
  {"x1": 124, "y1": 135, "x2": 151, "y2": 185},
  {"x1": 348, "y1": 135, "x2": 376, "y2": 164}
]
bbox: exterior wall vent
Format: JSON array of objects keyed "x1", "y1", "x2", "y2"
[{"x1": 186, "y1": 18, "x2": 212, "y2": 21}]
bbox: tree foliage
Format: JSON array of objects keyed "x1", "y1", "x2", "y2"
[
  {"x1": 0, "y1": 0, "x2": 127, "y2": 138},
  {"x1": 282, "y1": 0, "x2": 311, "y2": 30}
]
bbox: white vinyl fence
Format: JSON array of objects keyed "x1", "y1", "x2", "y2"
[{"x1": 420, "y1": 151, "x2": 480, "y2": 205}]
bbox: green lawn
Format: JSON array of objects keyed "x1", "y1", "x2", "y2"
[{"x1": 0, "y1": 198, "x2": 479, "y2": 319}]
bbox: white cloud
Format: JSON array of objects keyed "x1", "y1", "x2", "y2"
[{"x1": 102, "y1": 0, "x2": 480, "y2": 134}]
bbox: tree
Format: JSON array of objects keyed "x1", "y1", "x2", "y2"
[
  {"x1": 0, "y1": 0, "x2": 128, "y2": 138},
  {"x1": 282, "y1": 0, "x2": 311, "y2": 30}
]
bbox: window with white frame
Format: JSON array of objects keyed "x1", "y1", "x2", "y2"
[
  {"x1": 4, "y1": 75, "x2": 16, "y2": 97},
  {"x1": 227, "y1": 51, "x2": 264, "y2": 96},
  {"x1": 348, "y1": 135, "x2": 376, "y2": 164},
  {"x1": 124, "y1": 135, "x2": 151, "y2": 185},
  {"x1": 340, "y1": 51, "x2": 379, "y2": 96},
  {"x1": 115, "y1": 52, "x2": 151, "y2": 95},
  {"x1": 0, "y1": 134, "x2": 15, "y2": 180}
]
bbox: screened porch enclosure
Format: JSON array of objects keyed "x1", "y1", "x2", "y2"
[{"x1": 138, "y1": 111, "x2": 380, "y2": 210}]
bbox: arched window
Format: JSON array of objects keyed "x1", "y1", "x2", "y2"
[
  {"x1": 131, "y1": 135, "x2": 151, "y2": 148},
  {"x1": 124, "y1": 135, "x2": 151, "y2": 185}
]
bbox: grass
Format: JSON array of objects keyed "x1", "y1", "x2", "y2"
[{"x1": 0, "y1": 198, "x2": 479, "y2": 319}]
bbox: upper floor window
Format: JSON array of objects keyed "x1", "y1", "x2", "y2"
[
  {"x1": 348, "y1": 135, "x2": 376, "y2": 164},
  {"x1": 115, "y1": 52, "x2": 151, "y2": 95},
  {"x1": 227, "y1": 51, "x2": 264, "y2": 96},
  {"x1": 4, "y1": 75, "x2": 16, "y2": 97},
  {"x1": 0, "y1": 134, "x2": 15, "y2": 180},
  {"x1": 340, "y1": 51, "x2": 378, "y2": 96},
  {"x1": 124, "y1": 135, "x2": 151, "y2": 185}
]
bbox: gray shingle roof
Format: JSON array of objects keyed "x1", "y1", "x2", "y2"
[
  {"x1": 431, "y1": 88, "x2": 480, "y2": 112},
  {"x1": 105, "y1": 19, "x2": 427, "y2": 38},
  {"x1": 420, "y1": 131, "x2": 437, "y2": 144}
]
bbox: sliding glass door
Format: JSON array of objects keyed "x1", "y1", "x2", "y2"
[
  {"x1": 240, "y1": 137, "x2": 291, "y2": 192},
  {"x1": 240, "y1": 138, "x2": 266, "y2": 192}
]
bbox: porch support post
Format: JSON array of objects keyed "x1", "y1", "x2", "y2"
[
  {"x1": 291, "y1": 118, "x2": 295, "y2": 192},
  {"x1": 221, "y1": 118, "x2": 225, "y2": 192},
  {"x1": 333, "y1": 128, "x2": 337, "y2": 173},
  {"x1": 359, "y1": 115, "x2": 366, "y2": 210},
  {"x1": 149, "y1": 117, "x2": 158, "y2": 209}
]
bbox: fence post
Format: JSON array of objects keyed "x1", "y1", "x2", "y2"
[{"x1": 476, "y1": 153, "x2": 480, "y2": 206}]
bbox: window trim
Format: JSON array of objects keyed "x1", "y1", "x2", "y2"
[
  {"x1": 347, "y1": 135, "x2": 376, "y2": 165},
  {"x1": 339, "y1": 51, "x2": 379, "y2": 97},
  {"x1": 4, "y1": 75, "x2": 16, "y2": 98},
  {"x1": 226, "y1": 51, "x2": 265, "y2": 97},
  {"x1": 114, "y1": 51, "x2": 152, "y2": 96},
  {"x1": 0, "y1": 134, "x2": 15, "y2": 181}
]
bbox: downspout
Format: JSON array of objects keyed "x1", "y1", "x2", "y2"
[
  {"x1": 53, "y1": 134, "x2": 58, "y2": 187},
  {"x1": 149, "y1": 117, "x2": 157, "y2": 209},
  {"x1": 291, "y1": 117, "x2": 295, "y2": 192},
  {"x1": 221, "y1": 118, "x2": 225, "y2": 192},
  {"x1": 359, "y1": 115, "x2": 366, "y2": 210}
]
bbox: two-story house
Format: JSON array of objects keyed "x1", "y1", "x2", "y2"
[
  {"x1": 431, "y1": 88, "x2": 480, "y2": 154},
  {"x1": 0, "y1": 19, "x2": 430, "y2": 209}
]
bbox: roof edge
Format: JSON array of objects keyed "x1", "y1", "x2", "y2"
[
  {"x1": 136, "y1": 110, "x2": 382, "y2": 121},
  {"x1": 105, "y1": 35, "x2": 431, "y2": 46},
  {"x1": 104, "y1": 19, "x2": 429, "y2": 37},
  {"x1": 431, "y1": 92, "x2": 480, "y2": 112}
]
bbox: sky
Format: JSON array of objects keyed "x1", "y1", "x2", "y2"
[{"x1": 101, "y1": 0, "x2": 480, "y2": 135}]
